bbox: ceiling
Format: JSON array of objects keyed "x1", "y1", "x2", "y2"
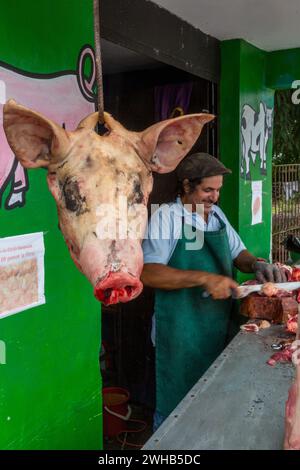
[
  {"x1": 152, "y1": 0, "x2": 300, "y2": 52},
  {"x1": 101, "y1": 1, "x2": 300, "y2": 74}
]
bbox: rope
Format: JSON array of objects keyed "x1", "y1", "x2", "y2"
[
  {"x1": 93, "y1": 0, "x2": 105, "y2": 124},
  {"x1": 116, "y1": 418, "x2": 148, "y2": 449}
]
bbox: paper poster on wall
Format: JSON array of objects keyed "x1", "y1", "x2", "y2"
[
  {"x1": 0, "y1": 232, "x2": 45, "y2": 319},
  {"x1": 251, "y1": 180, "x2": 262, "y2": 225}
]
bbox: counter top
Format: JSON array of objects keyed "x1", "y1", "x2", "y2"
[{"x1": 143, "y1": 325, "x2": 295, "y2": 450}]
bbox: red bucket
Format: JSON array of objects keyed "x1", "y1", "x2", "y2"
[{"x1": 103, "y1": 387, "x2": 131, "y2": 437}]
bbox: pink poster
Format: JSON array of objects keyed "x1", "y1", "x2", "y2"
[{"x1": 0, "y1": 46, "x2": 96, "y2": 210}]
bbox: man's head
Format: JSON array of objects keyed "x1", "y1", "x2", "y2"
[{"x1": 177, "y1": 153, "x2": 231, "y2": 216}]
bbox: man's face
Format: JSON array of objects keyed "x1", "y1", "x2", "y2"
[{"x1": 186, "y1": 175, "x2": 223, "y2": 216}]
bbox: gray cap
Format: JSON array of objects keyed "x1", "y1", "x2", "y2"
[{"x1": 176, "y1": 152, "x2": 232, "y2": 181}]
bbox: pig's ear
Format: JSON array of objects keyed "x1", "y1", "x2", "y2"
[
  {"x1": 3, "y1": 99, "x2": 71, "y2": 168},
  {"x1": 77, "y1": 111, "x2": 125, "y2": 133},
  {"x1": 77, "y1": 112, "x2": 99, "y2": 130},
  {"x1": 137, "y1": 113, "x2": 215, "y2": 173}
]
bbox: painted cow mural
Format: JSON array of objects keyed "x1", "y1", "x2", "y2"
[
  {"x1": 0, "y1": 46, "x2": 96, "y2": 209},
  {"x1": 240, "y1": 101, "x2": 273, "y2": 180}
]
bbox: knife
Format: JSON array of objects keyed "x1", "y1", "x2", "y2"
[{"x1": 233, "y1": 281, "x2": 300, "y2": 299}]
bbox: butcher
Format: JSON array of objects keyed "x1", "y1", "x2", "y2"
[{"x1": 141, "y1": 152, "x2": 288, "y2": 430}]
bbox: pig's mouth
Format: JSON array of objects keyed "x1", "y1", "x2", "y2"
[{"x1": 94, "y1": 272, "x2": 143, "y2": 305}]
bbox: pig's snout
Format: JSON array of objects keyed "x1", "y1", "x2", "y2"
[{"x1": 95, "y1": 272, "x2": 143, "y2": 306}]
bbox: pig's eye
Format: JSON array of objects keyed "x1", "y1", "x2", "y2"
[
  {"x1": 62, "y1": 178, "x2": 88, "y2": 215},
  {"x1": 84, "y1": 156, "x2": 93, "y2": 168},
  {"x1": 128, "y1": 179, "x2": 144, "y2": 205}
]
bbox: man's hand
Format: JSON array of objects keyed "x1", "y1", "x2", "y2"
[
  {"x1": 202, "y1": 273, "x2": 239, "y2": 300},
  {"x1": 252, "y1": 261, "x2": 288, "y2": 283}
]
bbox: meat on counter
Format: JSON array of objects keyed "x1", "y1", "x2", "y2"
[
  {"x1": 284, "y1": 314, "x2": 300, "y2": 450},
  {"x1": 240, "y1": 296, "x2": 298, "y2": 324}
]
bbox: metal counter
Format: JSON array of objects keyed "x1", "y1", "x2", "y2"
[{"x1": 143, "y1": 325, "x2": 295, "y2": 450}]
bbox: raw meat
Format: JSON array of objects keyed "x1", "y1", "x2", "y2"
[
  {"x1": 240, "y1": 296, "x2": 298, "y2": 323},
  {"x1": 240, "y1": 323, "x2": 259, "y2": 332},
  {"x1": 284, "y1": 313, "x2": 300, "y2": 449},
  {"x1": 267, "y1": 345, "x2": 293, "y2": 366},
  {"x1": 291, "y1": 268, "x2": 300, "y2": 282},
  {"x1": 240, "y1": 319, "x2": 270, "y2": 332},
  {"x1": 287, "y1": 315, "x2": 299, "y2": 335},
  {"x1": 261, "y1": 282, "x2": 279, "y2": 297}
]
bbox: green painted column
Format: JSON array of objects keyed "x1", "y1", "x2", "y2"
[
  {"x1": 0, "y1": 0, "x2": 102, "y2": 449},
  {"x1": 220, "y1": 39, "x2": 274, "y2": 282},
  {"x1": 266, "y1": 48, "x2": 300, "y2": 89}
]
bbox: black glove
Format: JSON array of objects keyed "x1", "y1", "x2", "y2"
[{"x1": 252, "y1": 261, "x2": 288, "y2": 283}]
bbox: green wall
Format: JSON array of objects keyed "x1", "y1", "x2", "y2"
[
  {"x1": 220, "y1": 40, "x2": 300, "y2": 280},
  {"x1": 266, "y1": 48, "x2": 300, "y2": 90},
  {"x1": 0, "y1": 0, "x2": 102, "y2": 450},
  {"x1": 220, "y1": 40, "x2": 274, "y2": 281}
]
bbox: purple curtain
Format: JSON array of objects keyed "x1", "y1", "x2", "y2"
[{"x1": 154, "y1": 82, "x2": 193, "y2": 122}]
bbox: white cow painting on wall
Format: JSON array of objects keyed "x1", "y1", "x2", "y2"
[
  {"x1": 0, "y1": 46, "x2": 96, "y2": 210},
  {"x1": 240, "y1": 101, "x2": 273, "y2": 180}
]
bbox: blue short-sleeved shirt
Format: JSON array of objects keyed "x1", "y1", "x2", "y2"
[{"x1": 143, "y1": 197, "x2": 246, "y2": 265}]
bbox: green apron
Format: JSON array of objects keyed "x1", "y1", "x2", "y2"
[{"x1": 155, "y1": 214, "x2": 233, "y2": 417}]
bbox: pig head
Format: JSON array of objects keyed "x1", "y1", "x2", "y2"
[{"x1": 3, "y1": 99, "x2": 214, "y2": 305}]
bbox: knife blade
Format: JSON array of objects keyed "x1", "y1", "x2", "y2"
[{"x1": 234, "y1": 281, "x2": 300, "y2": 299}]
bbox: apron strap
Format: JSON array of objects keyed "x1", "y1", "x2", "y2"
[{"x1": 181, "y1": 210, "x2": 226, "y2": 230}]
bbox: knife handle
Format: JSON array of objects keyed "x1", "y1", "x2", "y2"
[{"x1": 202, "y1": 289, "x2": 238, "y2": 299}]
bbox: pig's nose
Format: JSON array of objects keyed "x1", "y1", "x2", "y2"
[{"x1": 94, "y1": 271, "x2": 143, "y2": 305}]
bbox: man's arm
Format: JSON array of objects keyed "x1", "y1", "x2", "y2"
[
  {"x1": 233, "y1": 249, "x2": 257, "y2": 273},
  {"x1": 141, "y1": 263, "x2": 238, "y2": 299},
  {"x1": 233, "y1": 249, "x2": 289, "y2": 282}
]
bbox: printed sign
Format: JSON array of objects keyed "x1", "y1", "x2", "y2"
[
  {"x1": 0, "y1": 232, "x2": 45, "y2": 319},
  {"x1": 251, "y1": 180, "x2": 262, "y2": 225}
]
